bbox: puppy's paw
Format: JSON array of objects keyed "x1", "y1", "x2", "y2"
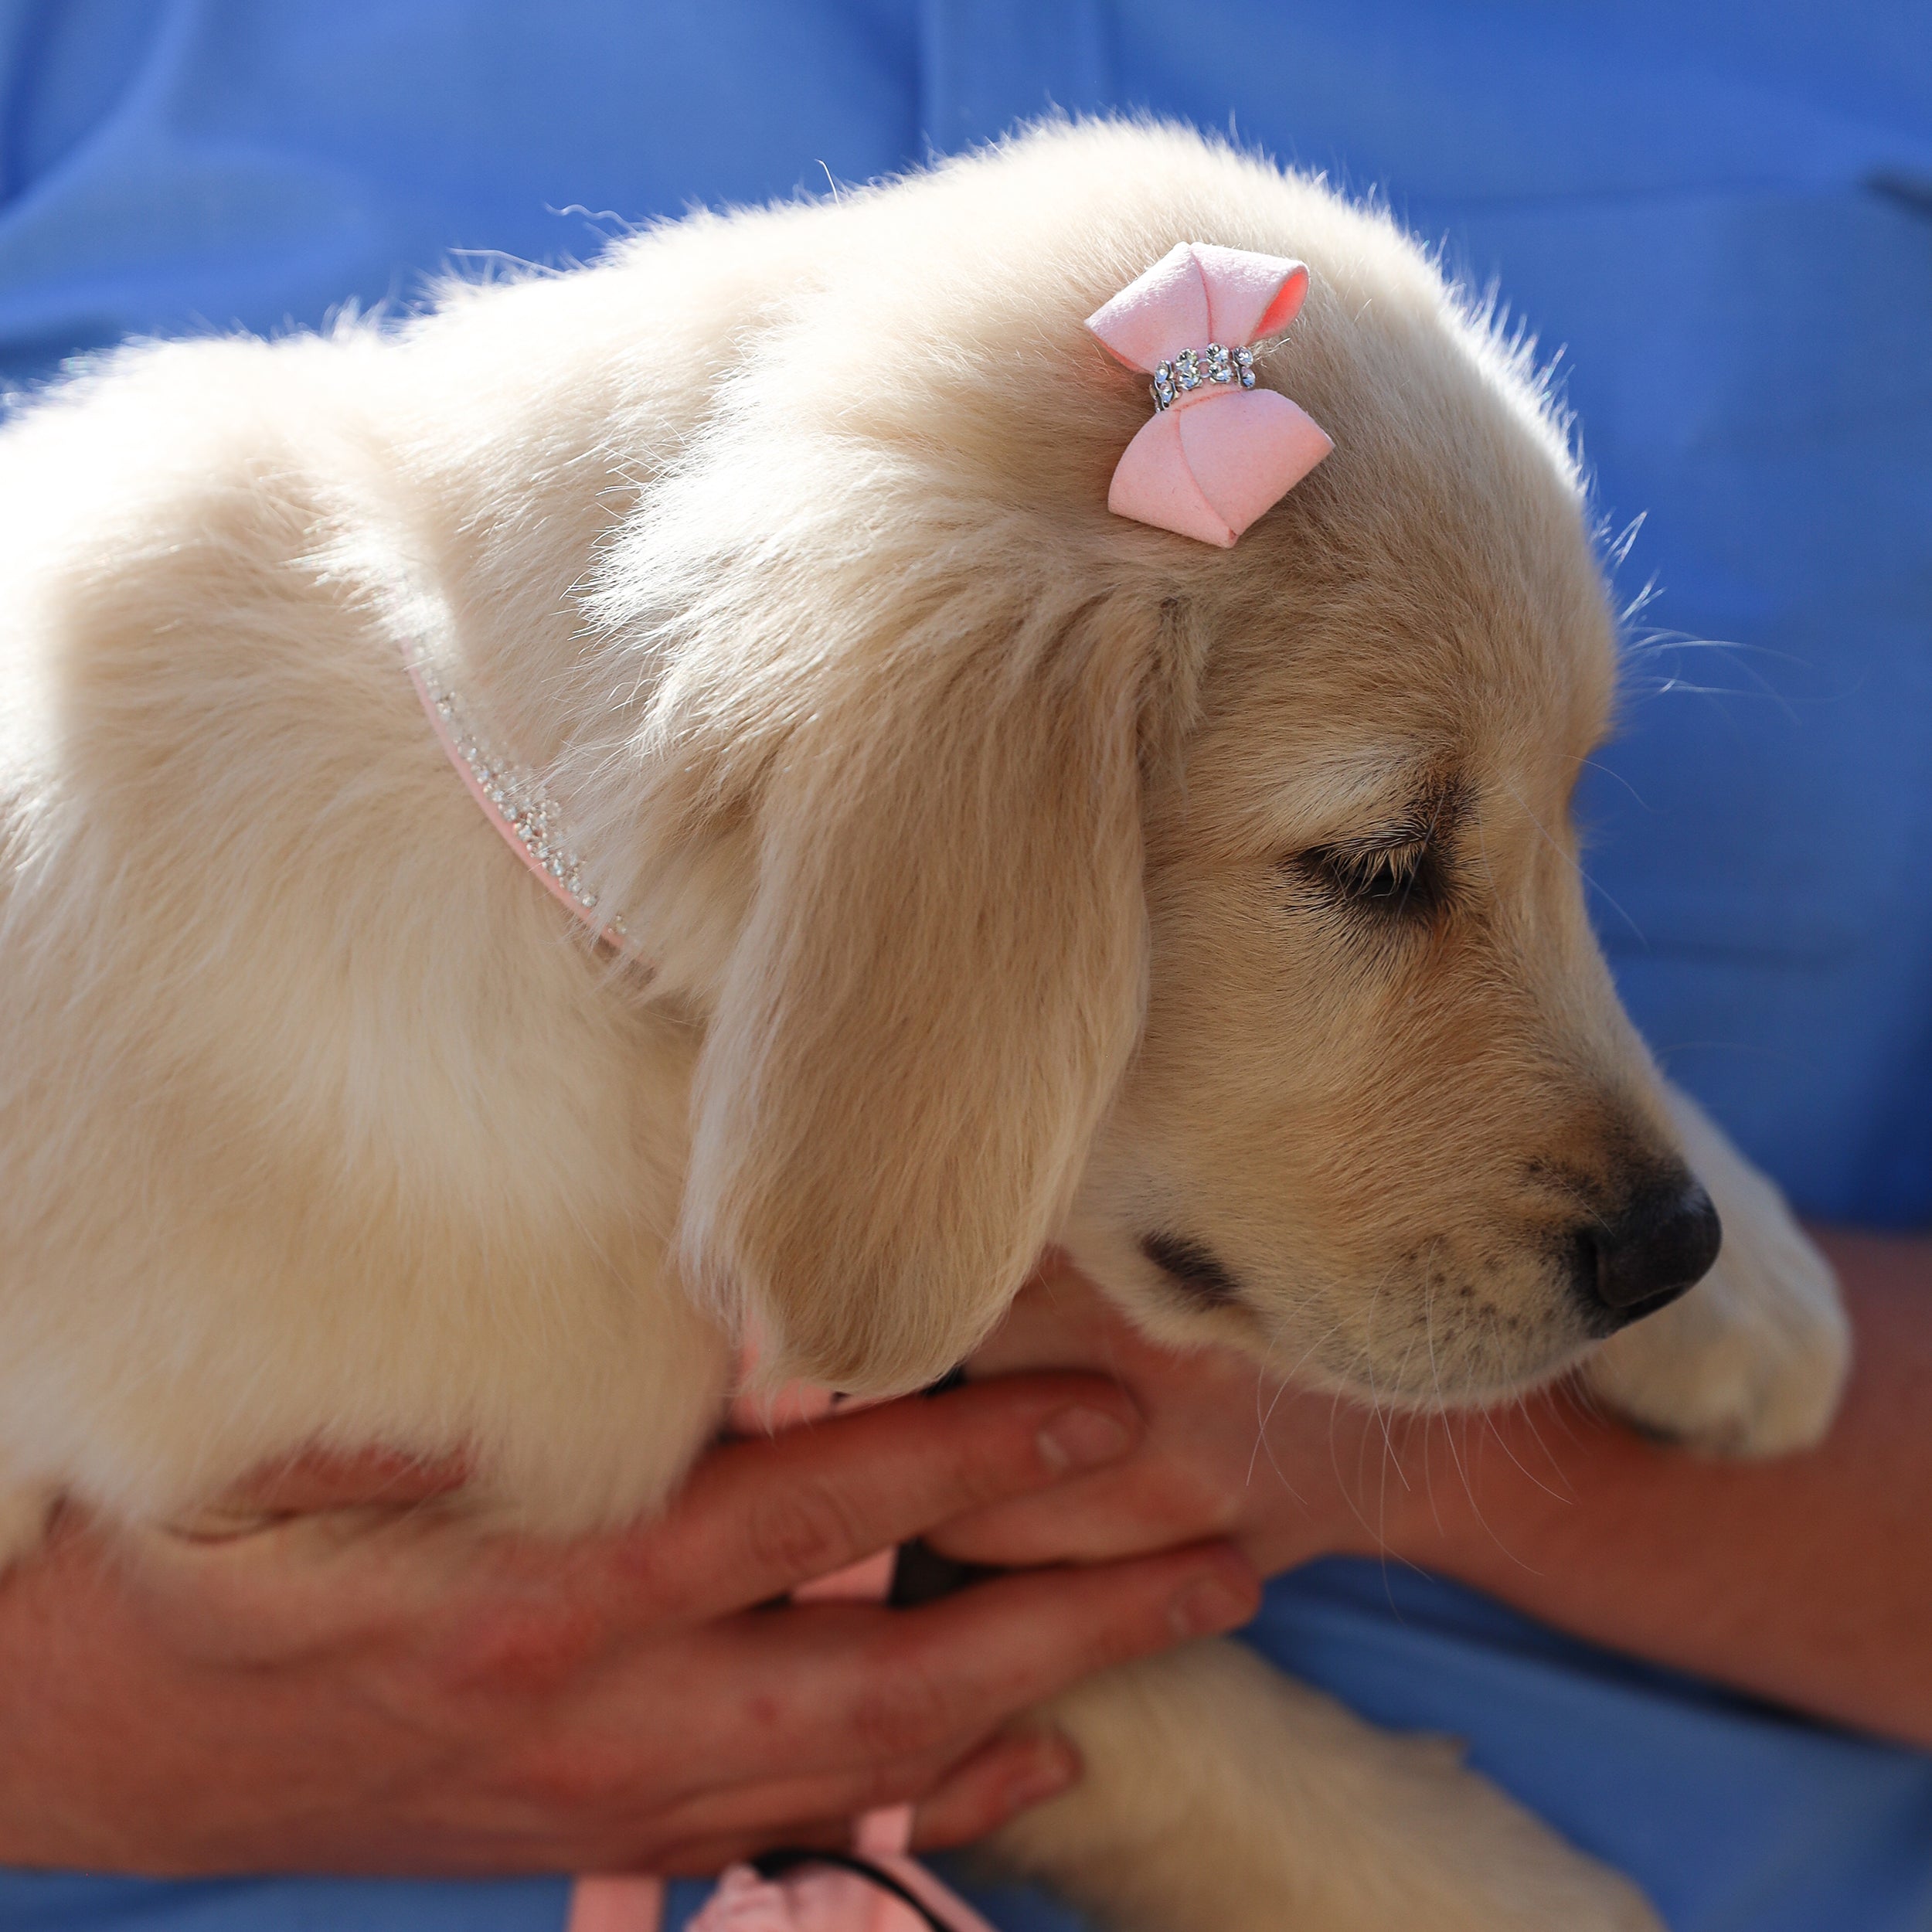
[
  {"x1": 1282, "y1": 1729, "x2": 1665, "y2": 1932},
  {"x1": 1585, "y1": 1087, "x2": 1850, "y2": 1459},
  {"x1": 989, "y1": 1640, "x2": 1664, "y2": 1932}
]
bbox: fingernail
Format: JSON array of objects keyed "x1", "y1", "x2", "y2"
[
  {"x1": 1002, "y1": 1733, "x2": 1080, "y2": 1813},
  {"x1": 1168, "y1": 1570, "x2": 1256, "y2": 1639},
  {"x1": 1038, "y1": 1405, "x2": 1135, "y2": 1473}
]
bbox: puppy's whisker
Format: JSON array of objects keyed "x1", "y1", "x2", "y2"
[
  {"x1": 1573, "y1": 755, "x2": 1648, "y2": 810},
  {"x1": 1420, "y1": 1243, "x2": 1471, "y2": 1539},
  {"x1": 1246, "y1": 1355, "x2": 1312, "y2": 1498},
  {"x1": 1603, "y1": 512, "x2": 1648, "y2": 575},
  {"x1": 1478, "y1": 1393, "x2": 1574, "y2": 1512},
  {"x1": 1502, "y1": 775, "x2": 1645, "y2": 946},
  {"x1": 1618, "y1": 631, "x2": 1810, "y2": 722}
]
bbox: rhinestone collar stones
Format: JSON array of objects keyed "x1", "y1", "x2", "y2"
[{"x1": 403, "y1": 648, "x2": 641, "y2": 961}]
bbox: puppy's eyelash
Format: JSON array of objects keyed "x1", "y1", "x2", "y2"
[
  {"x1": 1288, "y1": 780, "x2": 1466, "y2": 927},
  {"x1": 1298, "y1": 836, "x2": 1447, "y2": 921}
]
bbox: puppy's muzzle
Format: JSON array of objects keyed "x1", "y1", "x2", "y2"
[{"x1": 1571, "y1": 1175, "x2": 1723, "y2": 1333}]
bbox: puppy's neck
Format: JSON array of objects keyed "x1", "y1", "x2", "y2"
[{"x1": 369, "y1": 262, "x2": 757, "y2": 999}]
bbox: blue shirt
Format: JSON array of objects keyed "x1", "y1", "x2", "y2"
[{"x1": 0, "y1": 4, "x2": 1926, "y2": 1927}]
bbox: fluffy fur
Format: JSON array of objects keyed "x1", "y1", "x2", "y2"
[{"x1": 0, "y1": 121, "x2": 1849, "y2": 1927}]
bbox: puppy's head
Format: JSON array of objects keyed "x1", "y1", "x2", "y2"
[{"x1": 608, "y1": 121, "x2": 1716, "y2": 1398}]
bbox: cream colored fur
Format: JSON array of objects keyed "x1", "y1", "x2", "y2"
[
  {"x1": 991, "y1": 1643, "x2": 1659, "y2": 1932},
  {"x1": 0, "y1": 121, "x2": 1847, "y2": 1926}
]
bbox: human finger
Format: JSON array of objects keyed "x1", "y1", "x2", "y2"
[
  {"x1": 220, "y1": 1446, "x2": 474, "y2": 1515},
  {"x1": 621, "y1": 1376, "x2": 1145, "y2": 1621},
  {"x1": 832, "y1": 1543, "x2": 1256, "y2": 1757},
  {"x1": 127, "y1": 1376, "x2": 1142, "y2": 1669},
  {"x1": 645, "y1": 1815, "x2": 853, "y2": 1880},
  {"x1": 910, "y1": 1726, "x2": 1082, "y2": 1850},
  {"x1": 645, "y1": 1726, "x2": 1078, "y2": 1876},
  {"x1": 672, "y1": 1541, "x2": 1256, "y2": 1779},
  {"x1": 612, "y1": 1724, "x2": 1067, "y2": 1872}
]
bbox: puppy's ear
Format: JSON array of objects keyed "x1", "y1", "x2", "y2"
[{"x1": 679, "y1": 587, "x2": 1159, "y2": 1393}]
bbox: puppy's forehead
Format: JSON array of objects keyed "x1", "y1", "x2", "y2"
[
  {"x1": 1181, "y1": 515, "x2": 1617, "y2": 855},
  {"x1": 1201, "y1": 315, "x2": 1615, "y2": 797},
  {"x1": 1209, "y1": 510, "x2": 1611, "y2": 718}
]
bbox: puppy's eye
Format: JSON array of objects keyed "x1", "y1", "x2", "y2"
[{"x1": 1298, "y1": 837, "x2": 1446, "y2": 921}]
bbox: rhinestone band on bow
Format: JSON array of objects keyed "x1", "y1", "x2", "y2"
[
  {"x1": 1150, "y1": 342, "x2": 1255, "y2": 410},
  {"x1": 403, "y1": 650, "x2": 638, "y2": 957}
]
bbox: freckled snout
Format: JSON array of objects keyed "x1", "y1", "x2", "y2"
[{"x1": 1570, "y1": 1175, "x2": 1723, "y2": 1335}]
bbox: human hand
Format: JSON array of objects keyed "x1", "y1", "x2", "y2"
[
  {"x1": 0, "y1": 1376, "x2": 1258, "y2": 1878},
  {"x1": 948, "y1": 1239, "x2": 1932, "y2": 1753},
  {"x1": 938, "y1": 1256, "x2": 1411, "y2": 1577}
]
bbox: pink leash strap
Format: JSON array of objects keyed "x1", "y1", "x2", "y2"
[
  {"x1": 566, "y1": 1877, "x2": 667, "y2": 1932},
  {"x1": 565, "y1": 1383, "x2": 997, "y2": 1932}
]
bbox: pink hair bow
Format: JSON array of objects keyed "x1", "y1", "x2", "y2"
[{"x1": 1087, "y1": 242, "x2": 1332, "y2": 547}]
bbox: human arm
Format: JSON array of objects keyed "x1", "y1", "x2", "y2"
[
  {"x1": 0, "y1": 1375, "x2": 1259, "y2": 1876},
  {"x1": 1389, "y1": 1226, "x2": 1932, "y2": 1746},
  {"x1": 941, "y1": 1232, "x2": 1932, "y2": 1749}
]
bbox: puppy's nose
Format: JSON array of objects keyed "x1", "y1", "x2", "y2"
[{"x1": 1574, "y1": 1179, "x2": 1722, "y2": 1331}]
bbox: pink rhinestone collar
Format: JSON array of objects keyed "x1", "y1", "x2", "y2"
[{"x1": 403, "y1": 647, "x2": 646, "y2": 963}]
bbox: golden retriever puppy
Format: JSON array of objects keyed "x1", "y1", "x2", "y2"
[{"x1": 0, "y1": 121, "x2": 1848, "y2": 1927}]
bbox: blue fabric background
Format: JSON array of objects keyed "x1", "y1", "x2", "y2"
[{"x1": 0, "y1": 3, "x2": 1926, "y2": 1928}]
